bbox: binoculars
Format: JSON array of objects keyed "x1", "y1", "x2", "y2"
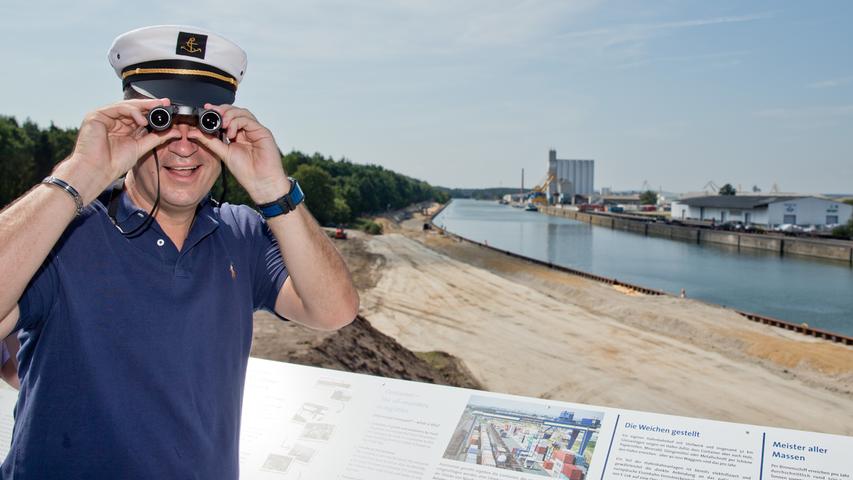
[{"x1": 147, "y1": 105, "x2": 222, "y2": 135}]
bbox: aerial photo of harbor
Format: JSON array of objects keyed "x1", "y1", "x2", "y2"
[{"x1": 443, "y1": 395, "x2": 604, "y2": 479}]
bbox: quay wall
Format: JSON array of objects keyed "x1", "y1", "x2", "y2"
[
  {"x1": 783, "y1": 239, "x2": 852, "y2": 262},
  {"x1": 701, "y1": 230, "x2": 740, "y2": 247},
  {"x1": 539, "y1": 206, "x2": 853, "y2": 264},
  {"x1": 740, "y1": 235, "x2": 782, "y2": 252}
]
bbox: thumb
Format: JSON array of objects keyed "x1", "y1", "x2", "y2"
[
  {"x1": 187, "y1": 130, "x2": 230, "y2": 162},
  {"x1": 137, "y1": 129, "x2": 181, "y2": 156}
]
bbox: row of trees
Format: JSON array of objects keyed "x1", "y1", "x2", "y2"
[
  {"x1": 0, "y1": 116, "x2": 449, "y2": 225},
  {"x1": 258, "y1": 151, "x2": 447, "y2": 225},
  {"x1": 0, "y1": 116, "x2": 78, "y2": 207}
]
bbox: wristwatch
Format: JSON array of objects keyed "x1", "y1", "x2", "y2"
[{"x1": 257, "y1": 178, "x2": 305, "y2": 219}]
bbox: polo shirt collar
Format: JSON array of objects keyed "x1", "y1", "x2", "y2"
[
  {"x1": 184, "y1": 197, "x2": 221, "y2": 252},
  {"x1": 112, "y1": 189, "x2": 221, "y2": 253}
]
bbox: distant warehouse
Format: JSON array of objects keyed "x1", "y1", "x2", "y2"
[{"x1": 671, "y1": 196, "x2": 852, "y2": 227}]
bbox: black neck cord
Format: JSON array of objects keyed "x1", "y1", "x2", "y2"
[
  {"x1": 218, "y1": 166, "x2": 228, "y2": 206},
  {"x1": 107, "y1": 149, "x2": 161, "y2": 237}
]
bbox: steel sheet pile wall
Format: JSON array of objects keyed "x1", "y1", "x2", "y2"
[{"x1": 434, "y1": 202, "x2": 853, "y2": 345}]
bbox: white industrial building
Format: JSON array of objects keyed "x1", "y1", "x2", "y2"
[
  {"x1": 547, "y1": 150, "x2": 594, "y2": 203},
  {"x1": 671, "y1": 196, "x2": 852, "y2": 227}
]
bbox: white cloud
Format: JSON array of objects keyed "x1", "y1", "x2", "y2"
[
  {"x1": 753, "y1": 105, "x2": 853, "y2": 131},
  {"x1": 557, "y1": 13, "x2": 769, "y2": 45},
  {"x1": 755, "y1": 105, "x2": 853, "y2": 119},
  {"x1": 615, "y1": 50, "x2": 751, "y2": 70},
  {"x1": 808, "y1": 75, "x2": 853, "y2": 89},
  {"x1": 551, "y1": 12, "x2": 769, "y2": 68}
]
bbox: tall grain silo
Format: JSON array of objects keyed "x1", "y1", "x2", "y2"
[{"x1": 548, "y1": 149, "x2": 594, "y2": 203}]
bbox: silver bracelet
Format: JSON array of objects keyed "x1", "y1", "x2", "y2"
[{"x1": 42, "y1": 176, "x2": 84, "y2": 216}]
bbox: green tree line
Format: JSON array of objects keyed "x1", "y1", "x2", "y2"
[
  {"x1": 0, "y1": 116, "x2": 78, "y2": 207},
  {"x1": 1, "y1": 116, "x2": 449, "y2": 225}
]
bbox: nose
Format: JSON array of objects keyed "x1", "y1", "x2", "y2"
[{"x1": 167, "y1": 123, "x2": 199, "y2": 158}]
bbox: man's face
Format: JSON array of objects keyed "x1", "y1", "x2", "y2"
[{"x1": 130, "y1": 120, "x2": 222, "y2": 214}]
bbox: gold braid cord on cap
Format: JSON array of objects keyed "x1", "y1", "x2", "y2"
[{"x1": 122, "y1": 68, "x2": 237, "y2": 87}]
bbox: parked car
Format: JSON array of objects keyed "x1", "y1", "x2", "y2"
[{"x1": 774, "y1": 224, "x2": 805, "y2": 233}]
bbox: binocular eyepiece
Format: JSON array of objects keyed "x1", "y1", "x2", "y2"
[{"x1": 147, "y1": 105, "x2": 222, "y2": 135}]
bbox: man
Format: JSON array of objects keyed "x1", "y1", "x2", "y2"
[{"x1": 0, "y1": 25, "x2": 358, "y2": 478}]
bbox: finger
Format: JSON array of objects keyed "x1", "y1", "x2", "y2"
[
  {"x1": 122, "y1": 97, "x2": 171, "y2": 106},
  {"x1": 205, "y1": 103, "x2": 257, "y2": 131},
  {"x1": 186, "y1": 129, "x2": 230, "y2": 161},
  {"x1": 97, "y1": 98, "x2": 170, "y2": 128},
  {"x1": 136, "y1": 129, "x2": 182, "y2": 155},
  {"x1": 223, "y1": 114, "x2": 270, "y2": 142},
  {"x1": 225, "y1": 116, "x2": 249, "y2": 141},
  {"x1": 103, "y1": 98, "x2": 171, "y2": 116},
  {"x1": 98, "y1": 107, "x2": 147, "y2": 129},
  {"x1": 203, "y1": 103, "x2": 236, "y2": 116}
]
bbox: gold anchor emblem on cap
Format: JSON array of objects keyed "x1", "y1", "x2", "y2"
[{"x1": 180, "y1": 36, "x2": 202, "y2": 54}]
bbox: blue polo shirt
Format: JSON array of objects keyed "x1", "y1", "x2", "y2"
[{"x1": 2, "y1": 190, "x2": 288, "y2": 479}]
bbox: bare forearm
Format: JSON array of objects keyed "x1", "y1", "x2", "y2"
[
  {"x1": 0, "y1": 158, "x2": 107, "y2": 326},
  {"x1": 267, "y1": 205, "x2": 359, "y2": 329},
  {"x1": 0, "y1": 185, "x2": 76, "y2": 324},
  {"x1": 0, "y1": 99, "x2": 184, "y2": 326},
  {"x1": 186, "y1": 105, "x2": 358, "y2": 328}
]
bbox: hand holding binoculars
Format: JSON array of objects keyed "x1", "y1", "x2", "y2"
[{"x1": 147, "y1": 105, "x2": 222, "y2": 135}]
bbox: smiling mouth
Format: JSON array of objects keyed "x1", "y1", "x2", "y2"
[{"x1": 164, "y1": 165, "x2": 201, "y2": 178}]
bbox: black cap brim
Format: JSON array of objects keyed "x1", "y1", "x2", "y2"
[{"x1": 130, "y1": 78, "x2": 235, "y2": 108}]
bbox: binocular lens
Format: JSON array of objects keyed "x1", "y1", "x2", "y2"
[
  {"x1": 148, "y1": 107, "x2": 172, "y2": 131},
  {"x1": 146, "y1": 106, "x2": 222, "y2": 134},
  {"x1": 199, "y1": 110, "x2": 222, "y2": 134}
]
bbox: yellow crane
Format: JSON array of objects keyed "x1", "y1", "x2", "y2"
[{"x1": 528, "y1": 174, "x2": 555, "y2": 205}]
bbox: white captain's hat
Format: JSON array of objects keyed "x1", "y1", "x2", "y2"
[{"x1": 108, "y1": 25, "x2": 247, "y2": 107}]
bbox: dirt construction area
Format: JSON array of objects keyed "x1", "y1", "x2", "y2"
[{"x1": 252, "y1": 205, "x2": 853, "y2": 436}]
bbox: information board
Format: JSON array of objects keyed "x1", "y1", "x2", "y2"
[{"x1": 0, "y1": 358, "x2": 849, "y2": 479}]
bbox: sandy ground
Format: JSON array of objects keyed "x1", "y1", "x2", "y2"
[
  {"x1": 354, "y1": 207, "x2": 853, "y2": 436},
  {"x1": 250, "y1": 227, "x2": 483, "y2": 389}
]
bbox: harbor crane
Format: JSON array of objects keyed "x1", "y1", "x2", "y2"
[{"x1": 528, "y1": 174, "x2": 555, "y2": 205}]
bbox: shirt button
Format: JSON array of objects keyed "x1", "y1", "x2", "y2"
[{"x1": 156, "y1": 239, "x2": 165, "y2": 247}]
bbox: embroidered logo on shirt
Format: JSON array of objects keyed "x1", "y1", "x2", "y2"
[{"x1": 229, "y1": 263, "x2": 237, "y2": 280}]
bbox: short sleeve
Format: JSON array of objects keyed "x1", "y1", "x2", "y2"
[
  {"x1": 251, "y1": 220, "x2": 289, "y2": 314},
  {"x1": 16, "y1": 256, "x2": 60, "y2": 332}
]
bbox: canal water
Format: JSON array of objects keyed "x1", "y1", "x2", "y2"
[{"x1": 433, "y1": 199, "x2": 853, "y2": 336}]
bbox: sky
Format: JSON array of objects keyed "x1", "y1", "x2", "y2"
[{"x1": 1, "y1": 1, "x2": 852, "y2": 194}]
